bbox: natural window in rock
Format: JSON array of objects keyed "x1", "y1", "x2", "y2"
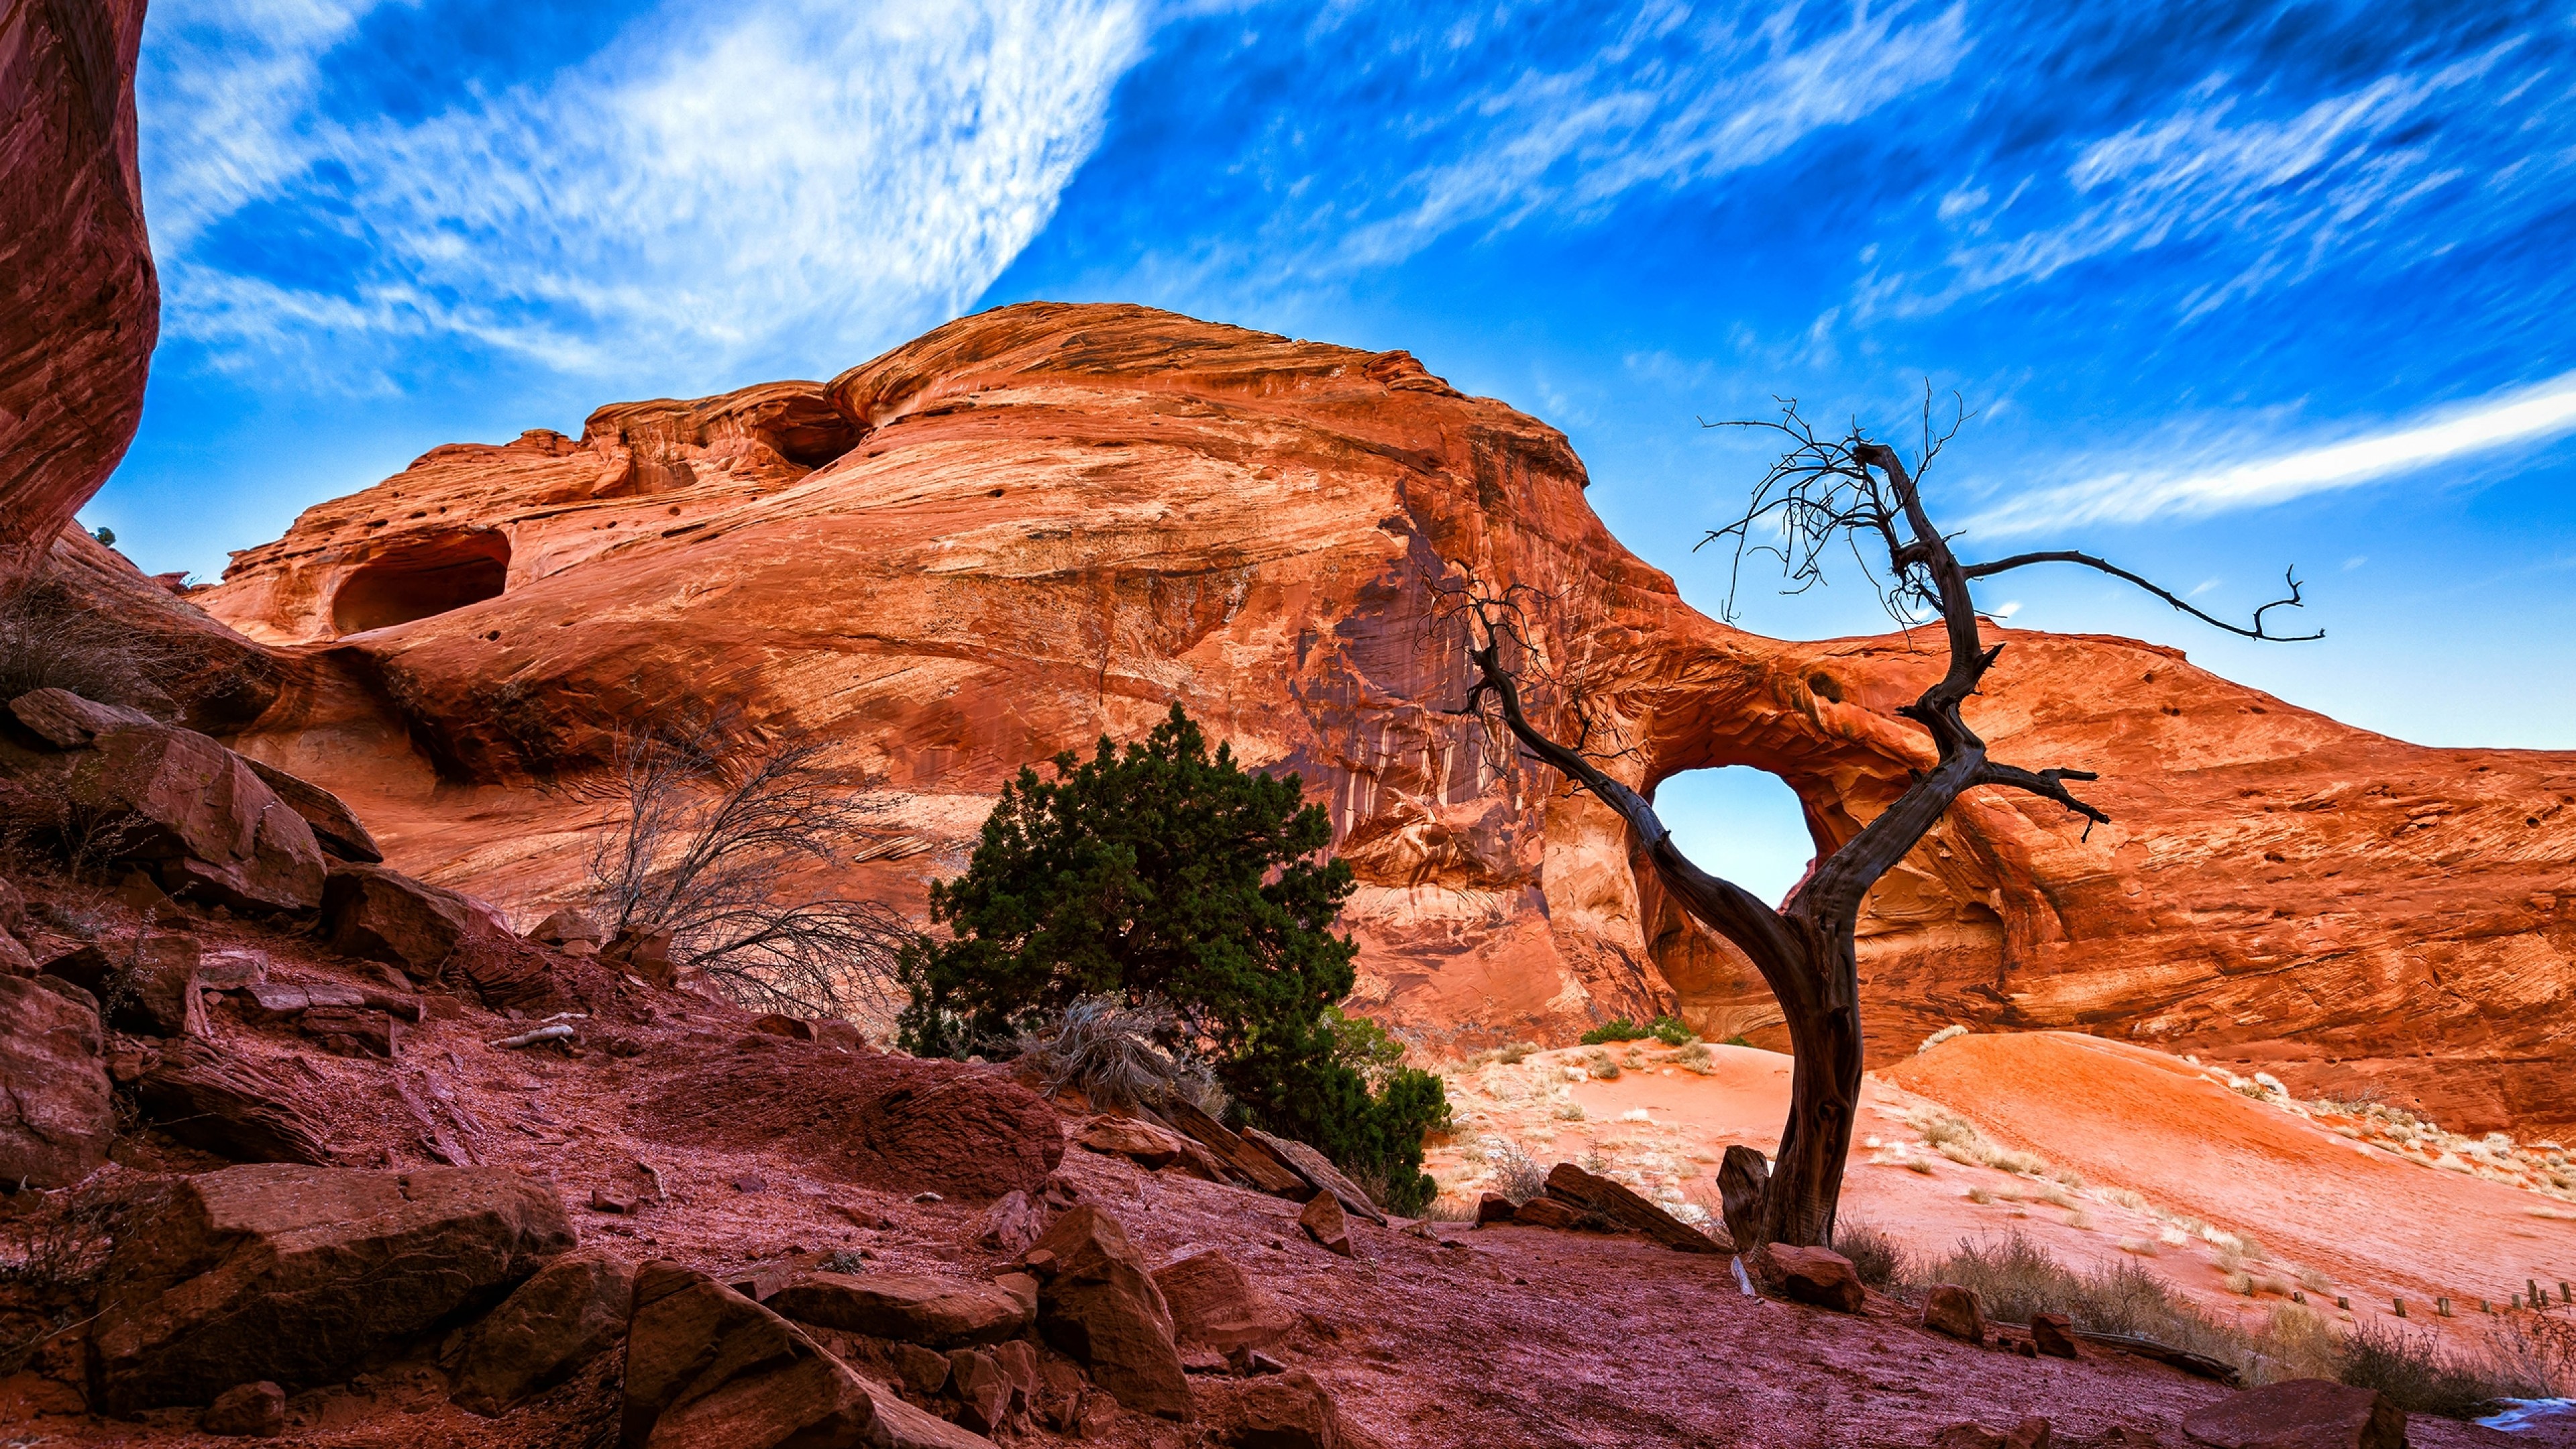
[
  {"x1": 329, "y1": 533, "x2": 511, "y2": 634},
  {"x1": 1650, "y1": 765, "x2": 1815, "y2": 907}
]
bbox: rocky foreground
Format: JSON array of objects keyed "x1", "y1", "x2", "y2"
[{"x1": 0, "y1": 682, "x2": 2553, "y2": 1448}]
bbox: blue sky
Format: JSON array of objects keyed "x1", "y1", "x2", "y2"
[{"x1": 93, "y1": 1, "x2": 2576, "y2": 898}]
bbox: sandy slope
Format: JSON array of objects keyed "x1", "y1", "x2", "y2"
[{"x1": 1431, "y1": 1032, "x2": 2576, "y2": 1348}]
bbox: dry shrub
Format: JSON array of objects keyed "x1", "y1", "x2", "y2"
[
  {"x1": 1831, "y1": 1218, "x2": 1906, "y2": 1288},
  {"x1": 1495, "y1": 1042, "x2": 1534, "y2": 1065},
  {"x1": 1417, "y1": 1195, "x2": 1480, "y2": 1223},
  {"x1": 1012, "y1": 996, "x2": 1224, "y2": 1116},
  {"x1": 0, "y1": 1180, "x2": 127, "y2": 1376},
  {"x1": 0, "y1": 579, "x2": 178, "y2": 714},
  {"x1": 587, "y1": 716, "x2": 916, "y2": 1020},
  {"x1": 2337, "y1": 1316, "x2": 2551, "y2": 1418},
  {"x1": 1483, "y1": 1137, "x2": 1550, "y2": 1204},
  {"x1": 1909, "y1": 1230, "x2": 2244, "y2": 1369}
]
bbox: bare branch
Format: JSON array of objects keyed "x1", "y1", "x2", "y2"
[{"x1": 1961, "y1": 553, "x2": 2322, "y2": 641}]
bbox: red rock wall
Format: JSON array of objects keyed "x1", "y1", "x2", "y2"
[
  {"x1": 199, "y1": 304, "x2": 2576, "y2": 1136},
  {"x1": 0, "y1": 0, "x2": 157, "y2": 586}
]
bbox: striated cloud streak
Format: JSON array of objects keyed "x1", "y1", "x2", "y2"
[
  {"x1": 140, "y1": 0, "x2": 1144, "y2": 391},
  {"x1": 1970, "y1": 371, "x2": 2576, "y2": 535}
]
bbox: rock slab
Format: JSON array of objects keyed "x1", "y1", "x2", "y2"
[
  {"x1": 0, "y1": 973, "x2": 111, "y2": 1187},
  {"x1": 453, "y1": 1248, "x2": 637, "y2": 1415},
  {"x1": 1153, "y1": 1248, "x2": 1293, "y2": 1354},
  {"x1": 763, "y1": 1271, "x2": 1031, "y2": 1348},
  {"x1": 2180, "y1": 1379, "x2": 2406, "y2": 1449},
  {"x1": 1025, "y1": 1204, "x2": 1191, "y2": 1419},
  {"x1": 93, "y1": 1163, "x2": 574, "y2": 1413}
]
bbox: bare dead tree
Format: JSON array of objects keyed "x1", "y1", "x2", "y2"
[
  {"x1": 1449, "y1": 394, "x2": 2315, "y2": 1253},
  {"x1": 587, "y1": 716, "x2": 918, "y2": 1022}
]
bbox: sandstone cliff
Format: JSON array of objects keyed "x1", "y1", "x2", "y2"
[
  {"x1": 197, "y1": 303, "x2": 2576, "y2": 1134},
  {"x1": 0, "y1": 0, "x2": 156, "y2": 586}
]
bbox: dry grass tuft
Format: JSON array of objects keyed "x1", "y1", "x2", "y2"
[{"x1": 1831, "y1": 1218, "x2": 1907, "y2": 1289}]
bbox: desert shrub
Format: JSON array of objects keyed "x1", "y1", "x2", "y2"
[
  {"x1": 896, "y1": 704, "x2": 1446, "y2": 1213},
  {"x1": 1649, "y1": 1014, "x2": 1695, "y2": 1046},
  {"x1": 1832, "y1": 1218, "x2": 1906, "y2": 1288},
  {"x1": 1580, "y1": 1018, "x2": 1648, "y2": 1044},
  {"x1": 588, "y1": 716, "x2": 914, "y2": 1020},
  {"x1": 1484, "y1": 1137, "x2": 1549, "y2": 1204},
  {"x1": 1013, "y1": 996, "x2": 1225, "y2": 1116},
  {"x1": 1555, "y1": 1104, "x2": 1586, "y2": 1122},
  {"x1": 1723, "y1": 1034, "x2": 1753, "y2": 1047},
  {"x1": 1417, "y1": 1195, "x2": 1479, "y2": 1223},
  {"x1": 0, "y1": 578, "x2": 178, "y2": 713},
  {"x1": 1919, "y1": 1024, "x2": 1969, "y2": 1053},
  {"x1": 1587, "y1": 1051, "x2": 1621, "y2": 1081},
  {"x1": 1911, "y1": 1231, "x2": 2244, "y2": 1368},
  {"x1": 1673, "y1": 1040, "x2": 1714, "y2": 1073},
  {"x1": 1495, "y1": 1041, "x2": 1534, "y2": 1065},
  {"x1": 2337, "y1": 1318, "x2": 2533, "y2": 1418}
]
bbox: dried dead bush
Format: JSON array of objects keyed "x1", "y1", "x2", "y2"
[
  {"x1": 1909, "y1": 1230, "x2": 2244, "y2": 1369},
  {"x1": 0, "y1": 579, "x2": 178, "y2": 714},
  {"x1": 0, "y1": 1180, "x2": 126, "y2": 1376},
  {"x1": 1831, "y1": 1218, "x2": 1906, "y2": 1288},
  {"x1": 587, "y1": 716, "x2": 916, "y2": 1021},
  {"x1": 2337, "y1": 1316, "x2": 2547, "y2": 1418},
  {"x1": 1482, "y1": 1136, "x2": 1549, "y2": 1205},
  {"x1": 1012, "y1": 995, "x2": 1224, "y2": 1117}
]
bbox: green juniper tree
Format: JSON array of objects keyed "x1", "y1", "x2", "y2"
[{"x1": 898, "y1": 704, "x2": 1446, "y2": 1212}]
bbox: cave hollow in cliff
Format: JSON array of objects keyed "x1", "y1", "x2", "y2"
[{"x1": 329, "y1": 531, "x2": 511, "y2": 634}]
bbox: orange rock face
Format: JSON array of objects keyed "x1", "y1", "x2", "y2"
[
  {"x1": 199, "y1": 303, "x2": 2576, "y2": 1135},
  {"x1": 0, "y1": 0, "x2": 157, "y2": 586}
]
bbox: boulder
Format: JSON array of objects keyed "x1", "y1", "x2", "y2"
[
  {"x1": 93, "y1": 1163, "x2": 574, "y2": 1413},
  {"x1": 1298, "y1": 1194, "x2": 1352, "y2": 1257},
  {"x1": 6, "y1": 688, "x2": 154, "y2": 747},
  {"x1": 948, "y1": 1348, "x2": 1009, "y2": 1433},
  {"x1": 2179, "y1": 1379, "x2": 2406, "y2": 1449},
  {"x1": 0, "y1": 973, "x2": 112, "y2": 1186},
  {"x1": 1543, "y1": 1161, "x2": 1724, "y2": 1254},
  {"x1": 528, "y1": 906, "x2": 602, "y2": 951},
  {"x1": 619, "y1": 1260, "x2": 879, "y2": 1449},
  {"x1": 991, "y1": 1339, "x2": 1040, "y2": 1413},
  {"x1": 1244, "y1": 1126, "x2": 1386, "y2": 1224},
  {"x1": 321, "y1": 861, "x2": 480, "y2": 979},
  {"x1": 200, "y1": 1380, "x2": 286, "y2": 1437},
  {"x1": 1509, "y1": 1197, "x2": 1581, "y2": 1230},
  {"x1": 1474, "y1": 1193, "x2": 1515, "y2": 1225},
  {"x1": 239, "y1": 757, "x2": 382, "y2": 863},
  {"x1": 976, "y1": 1190, "x2": 1045, "y2": 1255},
  {"x1": 129, "y1": 1037, "x2": 334, "y2": 1164},
  {"x1": 296, "y1": 1005, "x2": 402, "y2": 1060},
  {"x1": 1924, "y1": 1283, "x2": 1985, "y2": 1344},
  {"x1": 894, "y1": 1342, "x2": 951, "y2": 1397},
  {"x1": 1753, "y1": 1243, "x2": 1865, "y2": 1313},
  {"x1": 751, "y1": 1014, "x2": 816, "y2": 1040},
  {"x1": 2031, "y1": 1311, "x2": 2079, "y2": 1359},
  {"x1": 452, "y1": 1248, "x2": 637, "y2": 1415},
  {"x1": 1229, "y1": 1370, "x2": 1344, "y2": 1449},
  {"x1": 1152, "y1": 1248, "x2": 1292, "y2": 1352},
  {"x1": 1024, "y1": 1205, "x2": 1191, "y2": 1419},
  {"x1": 42, "y1": 934, "x2": 203, "y2": 1036},
  {"x1": 17, "y1": 719, "x2": 326, "y2": 913},
  {"x1": 602, "y1": 925, "x2": 676, "y2": 987},
  {"x1": 763, "y1": 1272, "x2": 1031, "y2": 1347},
  {"x1": 1079, "y1": 1115, "x2": 1189, "y2": 1169}
]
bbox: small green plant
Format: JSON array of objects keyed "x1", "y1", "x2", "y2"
[
  {"x1": 1723, "y1": 1034, "x2": 1753, "y2": 1047},
  {"x1": 1580, "y1": 1018, "x2": 1648, "y2": 1044},
  {"x1": 1648, "y1": 1014, "x2": 1695, "y2": 1046}
]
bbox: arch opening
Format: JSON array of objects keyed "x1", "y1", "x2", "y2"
[
  {"x1": 1652, "y1": 765, "x2": 1815, "y2": 908},
  {"x1": 330, "y1": 533, "x2": 511, "y2": 635},
  {"x1": 1641, "y1": 765, "x2": 1819, "y2": 1049}
]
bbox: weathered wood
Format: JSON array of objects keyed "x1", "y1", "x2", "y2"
[
  {"x1": 2070, "y1": 1330, "x2": 2241, "y2": 1385},
  {"x1": 1543, "y1": 1162, "x2": 1726, "y2": 1254},
  {"x1": 1717, "y1": 1146, "x2": 1772, "y2": 1255},
  {"x1": 1156, "y1": 1097, "x2": 1307, "y2": 1197}
]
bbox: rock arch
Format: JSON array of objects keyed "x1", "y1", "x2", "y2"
[{"x1": 329, "y1": 532, "x2": 511, "y2": 635}]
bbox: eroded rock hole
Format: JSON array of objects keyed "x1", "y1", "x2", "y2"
[
  {"x1": 330, "y1": 534, "x2": 511, "y2": 634},
  {"x1": 1654, "y1": 765, "x2": 1815, "y2": 906}
]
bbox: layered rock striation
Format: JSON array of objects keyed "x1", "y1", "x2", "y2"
[
  {"x1": 0, "y1": 0, "x2": 157, "y2": 586},
  {"x1": 195, "y1": 303, "x2": 2576, "y2": 1133}
]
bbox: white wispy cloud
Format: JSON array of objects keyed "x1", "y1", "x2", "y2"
[
  {"x1": 141, "y1": 0, "x2": 1144, "y2": 390},
  {"x1": 1968, "y1": 370, "x2": 2576, "y2": 535},
  {"x1": 1864, "y1": 40, "x2": 2542, "y2": 321},
  {"x1": 1324, "y1": 2, "x2": 1970, "y2": 273}
]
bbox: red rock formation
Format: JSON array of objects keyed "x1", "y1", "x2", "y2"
[
  {"x1": 198, "y1": 304, "x2": 2576, "y2": 1135},
  {"x1": 0, "y1": 0, "x2": 157, "y2": 586}
]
